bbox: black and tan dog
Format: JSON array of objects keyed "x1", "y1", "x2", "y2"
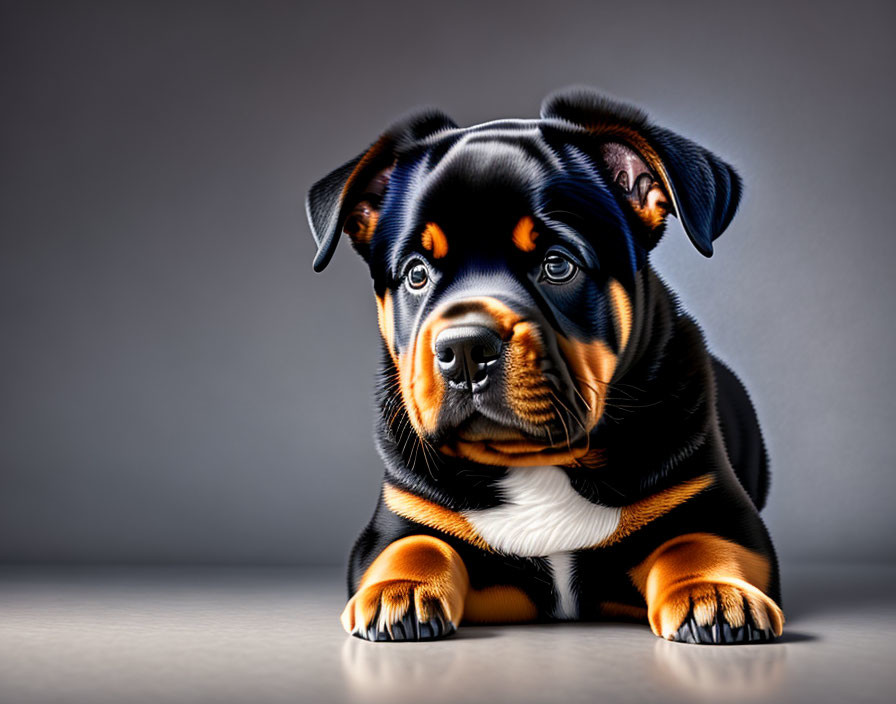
[{"x1": 306, "y1": 88, "x2": 783, "y2": 644}]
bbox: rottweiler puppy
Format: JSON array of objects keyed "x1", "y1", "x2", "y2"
[{"x1": 306, "y1": 87, "x2": 783, "y2": 644}]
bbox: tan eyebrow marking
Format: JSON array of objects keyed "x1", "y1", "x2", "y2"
[
  {"x1": 421, "y1": 222, "x2": 449, "y2": 259},
  {"x1": 512, "y1": 216, "x2": 539, "y2": 252}
]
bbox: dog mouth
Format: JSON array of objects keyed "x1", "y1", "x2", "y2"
[{"x1": 396, "y1": 297, "x2": 602, "y2": 466}]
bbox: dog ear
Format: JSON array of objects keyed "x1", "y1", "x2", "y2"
[
  {"x1": 306, "y1": 110, "x2": 458, "y2": 272},
  {"x1": 540, "y1": 87, "x2": 741, "y2": 256}
]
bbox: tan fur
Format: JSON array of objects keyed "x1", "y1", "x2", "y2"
[
  {"x1": 400, "y1": 316, "x2": 445, "y2": 434},
  {"x1": 442, "y1": 441, "x2": 589, "y2": 467},
  {"x1": 600, "y1": 474, "x2": 715, "y2": 546},
  {"x1": 375, "y1": 292, "x2": 397, "y2": 364},
  {"x1": 630, "y1": 185, "x2": 669, "y2": 230},
  {"x1": 556, "y1": 335, "x2": 617, "y2": 428},
  {"x1": 608, "y1": 279, "x2": 633, "y2": 351},
  {"x1": 421, "y1": 222, "x2": 449, "y2": 259},
  {"x1": 504, "y1": 322, "x2": 554, "y2": 425},
  {"x1": 511, "y1": 216, "x2": 539, "y2": 252},
  {"x1": 464, "y1": 585, "x2": 538, "y2": 623},
  {"x1": 382, "y1": 484, "x2": 491, "y2": 551}
]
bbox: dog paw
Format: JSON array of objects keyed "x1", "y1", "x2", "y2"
[
  {"x1": 655, "y1": 581, "x2": 784, "y2": 645},
  {"x1": 341, "y1": 579, "x2": 460, "y2": 642}
]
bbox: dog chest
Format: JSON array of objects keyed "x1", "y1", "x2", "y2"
[{"x1": 461, "y1": 465, "x2": 621, "y2": 557}]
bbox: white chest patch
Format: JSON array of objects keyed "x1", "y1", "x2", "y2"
[{"x1": 462, "y1": 465, "x2": 621, "y2": 557}]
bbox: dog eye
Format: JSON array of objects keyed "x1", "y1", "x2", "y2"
[
  {"x1": 541, "y1": 253, "x2": 577, "y2": 284},
  {"x1": 405, "y1": 260, "x2": 430, "y2": 291}
]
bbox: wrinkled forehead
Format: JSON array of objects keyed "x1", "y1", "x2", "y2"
[
  {"x1": 421, "y1": 119, "x2": 563, "y2": 184},
  {"x1": 374, "y1": 120, "x2": 582, "y2": 272}
]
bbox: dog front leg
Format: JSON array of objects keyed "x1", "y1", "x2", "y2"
[
  {"x1": 630, "y1": 532, "x2": 784, "y2": 644},
  {"x1": 341, "y1": 535, "x2": 469, "y2": 641}
]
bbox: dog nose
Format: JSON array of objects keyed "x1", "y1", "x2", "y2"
[{"x1": 434, "y1": 325, "x2": 503, "y2": 390}]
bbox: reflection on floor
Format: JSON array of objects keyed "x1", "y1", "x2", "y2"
[{"x1": 0, "y1": 564, "x2": 893, "y2": 704}]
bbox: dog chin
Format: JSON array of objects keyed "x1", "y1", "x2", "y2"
[
  {"x1": 453, "y1": 414, "x2": 532, "y2": 442},
  {"x1": 439, "y1": 414, "x2": 590, "y2": 467}
]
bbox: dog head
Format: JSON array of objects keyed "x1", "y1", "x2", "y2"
[{"x1": 306, "y1": 88, "x2": 741, "y2": 467}]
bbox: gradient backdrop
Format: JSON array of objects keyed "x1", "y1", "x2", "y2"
[{"x1": 2, "y1": 0, "x2": 894, "y2": 566}]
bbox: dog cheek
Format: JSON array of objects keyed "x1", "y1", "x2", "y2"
[
  {"x1": 556, "y1": 336, "x2": 617, "y2": 428},
  {"x1": 607, "y1": 278, "x2": 633, "y2": 352},
  {"x1": 504, "y1": 323, "x2": 554, "y2": 425},
  {"x1": 375, "y1": 291, "x2": 398, "y2": 365},
  {"x1": 400, "y1": 320, "x2": 445, "y2": 436}
]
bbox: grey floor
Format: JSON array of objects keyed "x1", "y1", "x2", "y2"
[{"x1": 1, "y1": 565, "x2": 894, "y2": 704}]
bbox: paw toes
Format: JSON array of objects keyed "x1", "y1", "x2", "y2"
[
  {"x1": 668, "y1": 590, "x2": 782, "y2": 645},
  {"x1": 671, "y1": 610, "x2": 719, "y2": 644},
  {"x1": 690, "y1": 584, "x2": 719, "y2": 627},
  {"x1": 671, "y1": 617, "x2": 697, "y2": 644},
  {"x1": 359, "y1": 612, "x2": 454, "y2": 642},
  {"x1": 346, "y1": 582, "x2": 457, "y2": 642},
  {"x1": 418, "y1": 614, "x2": 456, "y2": 640}
]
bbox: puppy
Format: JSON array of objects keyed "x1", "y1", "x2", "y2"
[{"x1": 306, "y1": 87, "x2": 783, "y2": 644}]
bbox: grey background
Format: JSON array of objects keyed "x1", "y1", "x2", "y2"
[{"x1": 1, "y1": 0, "x2": 893, "y2": 566}]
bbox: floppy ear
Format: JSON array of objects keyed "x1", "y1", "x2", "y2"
[
  {"x1": 305, "y1": 110, "x2": 458, "y2": 272},
  {"x1": 540, "y1": 87, "x2": 741, "y2": 256}
]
